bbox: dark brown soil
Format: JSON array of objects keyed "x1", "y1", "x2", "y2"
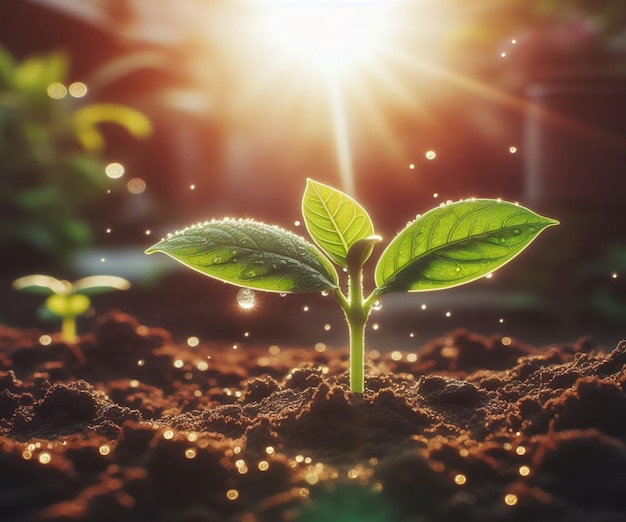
[{"x1": 1, "y1": 311, "x2": 625, "y2": 521}]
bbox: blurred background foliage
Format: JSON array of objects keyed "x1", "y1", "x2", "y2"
[{"x1": 0, "y1": 43, "x2": 150, "y2": 271}]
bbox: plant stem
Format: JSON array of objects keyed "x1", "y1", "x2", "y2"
[
  {"x1": 337, "y1": 266, "x2": 371, "y2": 394},
  {"x1": 61, "y1": 315, "x2": 77, "y2": 343},
  {"x1": 348, "y1": 312, "x2": 367, "y2": 393}
]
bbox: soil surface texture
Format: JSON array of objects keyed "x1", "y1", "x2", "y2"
[{"x1": 1, "y1": 311, "x2": 625, "y2": 522}]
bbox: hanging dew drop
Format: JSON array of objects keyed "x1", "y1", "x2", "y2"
[
  {"x1": 372, "y1": 300, "x2": 382, "y2": 311},
  {"x1": 321, "y1": 290, "x2": 330, "y2": 297},
  {"x1": 237, "y1": 288, "x2": 256, "y2": 309}
]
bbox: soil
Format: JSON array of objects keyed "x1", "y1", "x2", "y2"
[{"x1": 1, "y1": 310, "x2": 625, "y2": 522}]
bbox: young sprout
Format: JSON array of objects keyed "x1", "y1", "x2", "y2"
[
  {"x1": 13, "y1": 274, "x2": 130, "y2": 343},
  {"x1": 146, "y1": 179, "x2": 558, "y2": 393}
]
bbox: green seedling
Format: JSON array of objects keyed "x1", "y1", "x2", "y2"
[
  {"x1": 13, "y1": 274, "x2": 131, "y2": 343},
  {"x1": 146, "y1": 179, "x2": 558, "y2": 393}
]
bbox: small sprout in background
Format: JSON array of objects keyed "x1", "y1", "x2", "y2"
[
  {"x1": 146, "y1": 179, "x2": 558, "y2": 393},
  {"x1": 13, "y1": 274, "x2": 130, "y2": 343}
]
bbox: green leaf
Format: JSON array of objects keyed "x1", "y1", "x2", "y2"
[
  {"x1": 73, "y1": 103, "x2": 151, "y2": 152},
  {"x1": 375, "y1": 199, "x2": 559, "y2": 294},
  {"x1": 72, "y1": 275, "x2": 131, "y2": 295},
  {"x1": 45, "y1": 294, "x2": 90, "y2": 318},
  {"x1": 145, "y1": 218, "x2": 338, "y2": 293},
  {"x1": 302, "y1": 179, "x2": 375, "y2": 267},
  {"x1": 13, "y1": 274, "x2": 69, "y2": 295},
  {"x1": 346, "y1": 235, "x2": 382, "y2": 273}
]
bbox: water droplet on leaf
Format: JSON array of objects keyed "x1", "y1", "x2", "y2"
[{"x1": 237, "y1": 288, "x2": 256, "y2": 309}]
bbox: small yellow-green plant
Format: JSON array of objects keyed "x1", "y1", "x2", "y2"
[
  {"x1": 13, "y1": 274, "x2": 130, "y2": 343},
  {"x1": 146, "y1": 179, "x2": 558, "y2": 393}
]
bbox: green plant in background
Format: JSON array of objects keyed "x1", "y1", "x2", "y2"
[
  {"x1": 13, "y1": 274, "x2": 131, "y2": 343},
  {"x1": 0, "y1": 45, "x2": 151, "y2": 268},
  {"x1": 146, "y1": 179, "x2": 558, "y2": 393}
]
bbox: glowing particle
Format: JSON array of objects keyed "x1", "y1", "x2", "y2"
[
  {"x1": 38, "y1": 452, "x2": 51, "y2": 464},
  {"x1": 39, "y1": 335, "x2": 52, "y2": 346},
  {"x1": 105, "y1": 162, "x2": 125, "y2": 179},
  {"x1": 190, "y1": 184, "x2": 196, "y2": 190},
  {"x1": 409, "y1": 332, "x2": 415, "y2": 338},
  {"x1": 68, "y1": 82, "x2": 88, "y2": 97},
  {"x1": 433, "y1": 193, "x2": 439, "y2": 198},
  {"x1": 421, "y1": 304, "x2": 427, "y2": 310},
  {"x1": 504, "y1": 493, "x2": 518, "y2": 506},
  {"x1": 409, "y1": 163, "x2": 415, "y2": 169},
  {"x1": 347, "y1": 468, "x2": 359, "y2": 479},
  {"x1": 323, "y1": 323, "x2": 332, "y2": 331},
  {"x1": 187, "y1": 336, "x2": 199, "y2": 347},
  {"x1": 459, "y1": 448, "x2": 469, "y2": 457},
  {"x1": 185, "y1": 448, "x2": 197, "y2": 459},
  {"x1": 233, "y1": 446, "x2": 242, "y2": 454},
  {"x1": 232, "y1": 344, "x2": 238, "y2": 350},
  {"x1": 515, "y1": 446, "x2": 526, "y2": 456},
  {"x1": 611, "y1": 272, "x2": 618, "y2": 279},
  {"x1": 425, "y1": 150, "x2": 437, "y2": 160},
  {"x1": 237, "y1": 288, "x2": 256, "y2": 309},
  {"x1": 130, "y1": 380, "x2": 139, "y2": 388},
  {"x1": 47, "y1": 82, "x2": 67, "y2": 99},
  {"x1": 369, "y1": 349, "x2": 380, "y2": 360},
  {"x1": 303, "y1": 305, "x2": 309, "y2": 312},
  {"x1": 145, "y1": 229, "x2": 151, "y2": 236},
  {"x1": 519, "y1": 465, "x2": 531, "y2": 476},
  {"x1": 163, "y1": 430, "x2": 174, "y2": 440},
  {"x1": 106, "y1": 228, "x2": 112, "y2": 234},
  {"x1": 511, "y1": 39, "x2": 517, "y2": 44},
  {"x1": 137, "y1": 359, "x2": 145, "y2": 367},
  {"x1": 485, "y1": 273, "x2": 493, "y2": 279},
  {"x1": 269, "y1": 345, "x2": 280, "y2": 355},
  {"x1": 305, "y1": 471, "x2": 319, "y2": 485},
  {"x1": 372, "y1": 323, "x2": 379, "y2": 331},
  {"x1": 454, "y1": 474, "x2": 467, "y2": 485},
  {"x1": 502, "y1": 336, "x2": 512, "y2": 346},
  {"x1": 244, "y1": 331, "x2": 250, "y2": 338},
  {"x1": 173, "y1": 359, "x2": 184, "y2": 369},
  {"x1": 226, "y1": 489, "x2": 239, "y2": 501},
  {"x1": 501, "y1": 52, "x2": 507, "y2": 58},
  {"x1": 265, "y1": 446, "x2": 275, "y2": 455},
  {"x1": 294, "y1": 220, "x2": 301, "y2": 227},
  {"x1": 391, "y1": 351, "x2": 402, "y2": 361},
  {"x1": 197, "y1": 361, "x2": 209, "y2": 371},
  {"x1": 407, "y1": 353, "x2": 417, "y2": 363},
  {"x1": 99, "y1": 445, "x2": 110, "y2": 456},
  {"x1": 127, "y1": 178, "x2": 147, "y2": 194},
  {"x1": 509, "y1": 146, "x2": 518, "y2": 154},
  {"x1": 499, "y1": 318, "x2": 505, "y2": 324},
  {"x1": 258, "y1": 460, "x2": 270, "y2": 471},
  {"x1": 315, "y1": 342, "x2": 326, "y2": 353},
  {"x1": 372, "y1": 482, "x2": 383, "y2": 493},
  {"x1": 445, "y1": 311, "x2": 452, "y2": 318},
  {"x1": 22, "y1": 450, "x2": 32, "y2": 460}
]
